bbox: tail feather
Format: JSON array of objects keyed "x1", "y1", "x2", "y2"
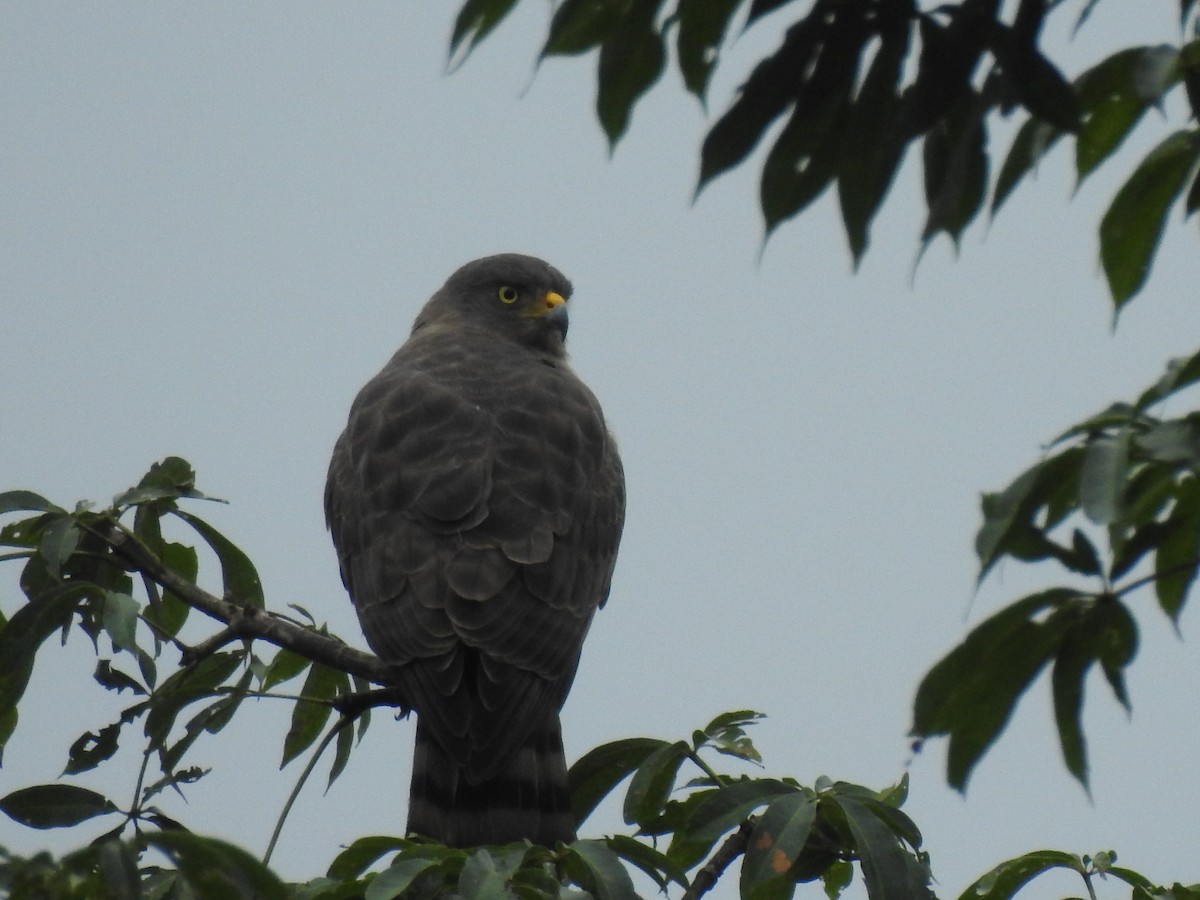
[{"x1": 407, "y1": 715, "x2": 575, "y2": 847}]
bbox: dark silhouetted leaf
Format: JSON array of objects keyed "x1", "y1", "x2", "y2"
[
  {"x1": 0, "y1": 583, "x2": 89, "y2": 723},
  {"x1": 569, "y1": 736, "x2": 667, "y2": 827},
  {"x1": 912, "y1": 589, "x2": 1080, "y2": 790},
  {"x1": 597, "y1": 0, "x2": 667, "y2": 147},
  {"x1": 922, "y1": 90, "x2": 989, "y2": 249},
  {"x1": 698, "y1": 16, "x2": 824, "y2": 191},
  {"x1": 544, "y1": 0, "x2": 629, "y2": 56},
  {"x1": 1154, "y1": 476, "x2": 1200, "y2": 621},
  {"x1": 839, "y1": 16, "x2": 911, "y2": 265},
  {"x1": 449, "y1": 0, "x2": 520, "y2": 66},
  {"x1": 676, "y1": 0, "x2": 743, "y2": 101},
  {"x1": 64, "y1": 722, "x2": 122, "y2": 775},
  {"x1": 975, "y1": 449, "x2": 1085, "y2": 580},
  {"x1": 745, "y1": 0, "x2": 795, "y2": 29},
  {"x1": 0, "y1": 783, "x2": 118, "y2": 829},
  {"x1": 990, "y1": 25, "x2": 1081, "y2": 131},
  {"x1": 146, "y1": 831, "x2": 288, "y2": 900},
  {"x1": 1101, "y1": 130, "x2": 1200, "y2": 312},
  {"x1": 991, "y1": 117, "x2": 1062, "y2": 215}
]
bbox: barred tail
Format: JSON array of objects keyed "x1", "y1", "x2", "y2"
[{"x1": 407, "y1": 715, "x2": 576, "y2": 848}]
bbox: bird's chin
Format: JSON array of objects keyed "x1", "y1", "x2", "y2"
[{"x1": 545, "y1": 304, "x2": 569, "y2": 340}]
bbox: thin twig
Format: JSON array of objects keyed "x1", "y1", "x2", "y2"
[
  {"x1": 96, "y1": 520, "x2": 397, "y2": 690},
  {"x1": 263, "y1": 715, "x2": 353, "y2": 866}
]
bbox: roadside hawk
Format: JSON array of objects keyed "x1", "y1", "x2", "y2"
[{"x1": 325, "y1": 254, "x2": 625, "y2": 847}]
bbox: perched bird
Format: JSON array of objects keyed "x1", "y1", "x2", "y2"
[{"x1": 325, "y1": 254, "x2": 625, "y2": 847}]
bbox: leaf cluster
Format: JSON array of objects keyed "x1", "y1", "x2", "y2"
[
  {"x1": 448, "y1": 0, "x2": 1200, "y2": 306},
  {"x1": 912, "y1": 344, "x2": 1200, "y2": 791},
  {"x1": 0, "y1": 458, "x2": 383, "y2": 865}
]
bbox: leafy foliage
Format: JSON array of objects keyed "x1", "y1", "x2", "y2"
[
  {"x1": 913, "y1": 344, "x2": 1200, "y2": 791},
  {"x1": 449, "y1": 0, "x2": 1199, "y2": 303}
]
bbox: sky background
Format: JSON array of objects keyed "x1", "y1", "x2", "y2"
[{"x1": 2, "y1": 3, "x2": 1199, "y2": 898}]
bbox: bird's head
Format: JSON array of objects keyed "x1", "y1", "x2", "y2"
[{"x1": 416, "y1": 253, "x2": 573, "y2": 355}]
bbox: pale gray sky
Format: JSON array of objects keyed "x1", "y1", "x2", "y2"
[{"x1": 3, "y1": 4, "x2": 1199, "y2": 898}]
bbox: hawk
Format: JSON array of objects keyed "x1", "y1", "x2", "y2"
[{"x1": 325, "y1": 254, "x2": 625, "y2": 847}]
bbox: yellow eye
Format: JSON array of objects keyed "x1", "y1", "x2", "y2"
[{"x1": 497, "y1": 286, "x2": 519, "y2": 305}]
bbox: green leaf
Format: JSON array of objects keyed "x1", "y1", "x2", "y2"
[
  {"x1": 144, "y1": 651, "x2": 243, "y2": 748},
  {"x1": 0, "y1": 783, "x2": 119, "y2": 829},
  {"x1": 564, "y1": 840, "x2": 638, "y2": 900},
  {"x1": 543, "y1": 0, "x2": 628, "y2": 56},
  {"x1": 448, "y1": 0, "x2": 520, "y2": 66},
  {"x1": 596, "y1": 0, "x2": 667, "y2": 148},
  {"x1": 282, "y1": 663, "x2": 344, "y2": 767},
  {"x1": 675, "y1": 0, "x2": 743, "y2": 101},
  {"x1": 1079, "y1": 429, "x2": 1131, "y2": 525},
  {"x1": 366, "y1": 856, "x2": 441, "y2": 900},
  {"x1": 1101, "y1": 129, "x2": 1200, "y2": 313},
  {"x1": 911, "y1": 589, "x2": 1079, "y2": 790},
  {"x1": 327, "y1": 835, "x2": 410, "y2": 879},
  {"x1": 458, "y1": 848, "x2": 520, "y2": 900},
  {"x1": 102, "y1": 591, "x2": 141, "y2": 655},
  {"x1": 38, "y1": 515, "x2": 79, "y2": 580},
  {"x1": 1154, "y1": 477, "x2": 1200, "y2": 621},
  {"x1": 837, "y1": 797, "x2": 932, "y2": 900},
  {"x1": 1076, "y1": 46, "x2": 1179, "y2": 184},
  {"x1": 0, "y1": 490, "x2": 63, "y2": 515},
  {"x1": 1136, "y1": 347, "x2": 1200, "y2": 410},
  {"x1": 603, "y1": 835, "x2": 690, "y2": 892},
  {"x1": 699, "y1": 708, "x2": 765, "y2": 763},
  {"x1": 992, "y1": 117, "x2": 1062, "y2": 216},
  {"x1": 975, "y1": 449, "x2": 1085, "y2": 581},
  {"x1": 822, "y1": 860, "x2": 854, "y2": 900},
  {"x1": 172, "y1": 510, "x2": 264, "y2": 608},
  {"x1": 146, "y1": 831, "x2": 287, "y2": 900},
  {"x1": 741, "y1": 792, "x2": 818, "y2": 900},
  {"x1": 622, "y1": 739, "x2": 689, "y2": 827},
  {"x1": 97, "y1": 838, "x2": 141, "y2": 900},
  {"x1": 669, "y1": 778, "x2": 797, "y2": 869},
  {"x1": 262, "y1": 648, "x2": 312, "y2": 690},
  {"x1": 0, "y1": 583, "x2": 89, "y2": 723},
  {"x1": 569, "y1": 736, "x2": 668, "y2": 827},
  {"x1": 958, "y1": 850, "x2": 1083, "y2": 900},
  {"x1": 328, "y1": 713, "x2": 355, "y2": 789}
]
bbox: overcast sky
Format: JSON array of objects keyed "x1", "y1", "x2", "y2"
[{"x1": 3, "y1": 4, "x2": 1199, "y2": 898}]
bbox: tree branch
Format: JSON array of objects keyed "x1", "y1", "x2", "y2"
[
  {"x1": 681, "y1": 819, "x2": 754, "y2": 900},
  {"x1": 98, "y1": 520, "x2": 397, "y2": 691}
]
